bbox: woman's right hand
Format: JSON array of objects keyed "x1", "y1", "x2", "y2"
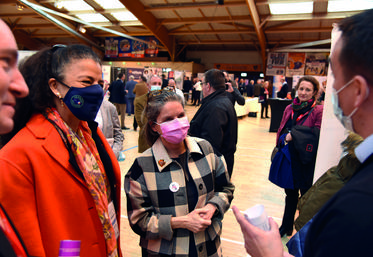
[
  {"x1": 185, "y1": 209, "x2": 212, "y2": 233},
  {"x1": 171, "y1": 210, "x2": 211, "y2": 233}
]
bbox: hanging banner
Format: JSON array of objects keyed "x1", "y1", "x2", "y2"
[
  {"x1": 305, "y1": 53, "x2": 329, "y2": 76},
  {"x1": 266, "y1": 52, "x2": 286, "y2": 76},
  {"x1": 214, "y1": 63, "x2": 261, "y2": 72},
  {"x1": 127, "y1": 68, "x2": 144, "y2": 81},
  {"x1": 286, "y1": 52, "x2": 306, "y2": 77},
  {"x1": 105, "y1": 38, "x2": 119, "y2": 57},
  {"x1": 105, "y1": 36, "x2": 160, "y2": 58},
  {"x1": 118, "y1": 38, "x2": 132, "y2": 57}
]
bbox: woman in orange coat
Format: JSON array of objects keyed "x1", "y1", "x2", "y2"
[{"x1": 0, "y1": 45, "x2": 122, "y2": 257}]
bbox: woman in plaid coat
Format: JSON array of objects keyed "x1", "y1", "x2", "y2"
[{"x1": 125, "y1": 90, "x2": 235, "y2": 257}]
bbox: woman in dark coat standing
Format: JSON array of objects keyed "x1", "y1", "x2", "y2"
[
  {"x1": 260, "y1": 81, "x2": 270, "y2": 118},
  {"x1": 276, "y1": 76, "x2": 323, "y2": 237}
]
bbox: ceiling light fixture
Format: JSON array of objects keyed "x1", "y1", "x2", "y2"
[
  {"x1": 16, "y1": 4, "x2": 24, "y2": 11},
  {"x1": 78, "y1": 25, "x2": 86, "y2": 33},
  {"x1": 54, "y1": 1, "x2": 63, "y2": 9}
]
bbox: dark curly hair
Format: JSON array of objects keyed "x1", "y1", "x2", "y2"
[
  {"x1": 0, "y1": 45, "x2": 101, "y2": 146},
  {"x1": 144, "y1": 90, "x2": 184, "y2": 146}
]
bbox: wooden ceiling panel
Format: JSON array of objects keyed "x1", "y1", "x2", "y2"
[{"x1": 0, "y1": 0, "x2": 359, "y2": 62}]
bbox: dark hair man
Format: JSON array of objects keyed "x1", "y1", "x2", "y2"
[
  {"x1": 109, "y1": 72, "x2": 129, "y2": 129},
  {"x1": 189, "y1": 69, "x2": 238, "y2": 177}
]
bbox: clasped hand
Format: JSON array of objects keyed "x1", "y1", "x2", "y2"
[{"x1": 185, "y1": 204, "x2": 216, "y2": 233}]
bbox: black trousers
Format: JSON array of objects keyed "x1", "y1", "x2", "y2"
[
  {"x1": 261, "y1": 101, "x2": 268, "y2": 118},
  {"x1": 280, "y1": 187, "x2": 309, "y2": 230}
]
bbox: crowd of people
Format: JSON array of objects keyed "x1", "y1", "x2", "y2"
[{"x1": 0, "y1": 8, "x2": 373, "y2": 257}]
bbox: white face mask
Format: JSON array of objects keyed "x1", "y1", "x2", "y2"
[
  {"x1": 331, "y1": 78, "x2": 368, "y2": 132},
  {"x1": 150, "y1": 85, "x2": 161, "y2": 91}
]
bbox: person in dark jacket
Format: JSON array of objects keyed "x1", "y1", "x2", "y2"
[
  {"x1": 277, "y1": 77, "x2": 289, "y2": 98},
  {"x1": 109, "y1": 72, "x2": 129, "y2": 129},
  {"x1": 0, "y1": 18, "x2": 30, "y2": 257},
  {"x1": 222, "y1": 71, "x2": 245, "y2": 106},
  {"x1": 259, "y1": 81, "x2": 270, "y2": 118},
  {"x1": 189, "y1": 69, "x2": 238, "y2": 177}
]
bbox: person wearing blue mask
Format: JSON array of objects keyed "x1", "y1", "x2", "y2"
[
  {"x1": 232, "y1": 9, "x2": 373, "y2": 257},
  {"x1": 0, "y1": 45, "x2": 123, "y2": 257}
]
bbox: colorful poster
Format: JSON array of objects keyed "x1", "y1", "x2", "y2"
[
  {"x1": 144, "y1": 37, "x2": 159, "y2": 57},
  {"x1": 286, "y1": 53, "x2": 306, "y2": 77},
  {"x1": 105, "y1": 38, "x2": 118, "y2": 57},
  {"x1": 305, "y1": 53, "x2": 328, "y2": 76},
  {"x1": 118, "y1": 38, "x2": 131, "y2": 57},
  {"x1": 132, "y1": 40, "x2": 145, "y2": 58},
  {"x1": 105, "y1": 36, "x2": 160, "y2": 58},
  {"x1": 127, "y1": 68, "x2": 144, "y2": 81},
  {"x1": 266, "y1": 52, "x2": 286, "y2": 76}
]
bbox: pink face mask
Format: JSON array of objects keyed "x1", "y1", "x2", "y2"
[{"x1": 158, "y1": 116, "x2": 190, "y2": 144}]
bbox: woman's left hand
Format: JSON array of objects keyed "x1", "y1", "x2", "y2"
[
  {"x1": 195, "y1": 203, "x2": 217, "y2": 220},
  {"x1": 285, "y1": 133, "x2": 292, "y2": 142}
]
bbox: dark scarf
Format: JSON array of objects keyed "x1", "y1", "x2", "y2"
[{"x1": 291, "y1": 97, "x2": 316, "y2": 124}]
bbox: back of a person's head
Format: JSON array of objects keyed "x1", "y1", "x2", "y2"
[
  {"x1": 129, "y1": 75, "x2": 134, "y2": 80},
  {"x1": 338, "y1": 9, "x2": 373, "y2": 86},
  {"x1": 204, "y1": 69, "x2": 225, "y2": 91},
  {"x1": 141, "y1": 75, "x2": 147, "y2": 83},
  {"x1": 118, "y1": 72, "x2": 124, "y2": 79}
]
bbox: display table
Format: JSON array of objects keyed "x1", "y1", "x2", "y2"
[
  {"x1": 235, "y1": 97, "x2": 260, "y2": 117},
  {"x1": 268, "y1": 98, "x2": 292, "y2": 132}
]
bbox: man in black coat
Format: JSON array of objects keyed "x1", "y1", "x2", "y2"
[
  {"x1": 189, "y1": 69, "x2": 238, "y2": 177},
  {"x1": 108, "y1": 72, "x2": 129, "y2": 129},
  {"x1": 182, "y1": 76, "x2": 193, "y2": 102}
]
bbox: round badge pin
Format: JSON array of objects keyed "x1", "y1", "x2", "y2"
[{"x1": 169, "y1": 182, "x2": 180, "y2": 192}]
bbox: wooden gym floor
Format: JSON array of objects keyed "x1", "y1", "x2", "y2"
[{"x1": 118, "y1": 100, "x2": 290, "y2": 256}]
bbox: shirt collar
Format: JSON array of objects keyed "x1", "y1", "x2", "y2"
[
  {"x1": 355, "y1": 133, "x2": 373, "y2": 163},
  {"x1": 152, "y1": 136, "x2": 203, "y2": 172}
]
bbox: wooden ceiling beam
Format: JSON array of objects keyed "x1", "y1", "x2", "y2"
[
  {"x1": 246, "y1": 0, "x2": 267, "y2": 67},
  {"x1": 266, "y1": 27, "x2": 333, "y2": 33},
  {"x1": 268, "y1": 11, "x2": 361, "y2": 21},
  {"x1": 119, "y1": 0, "x2": 175, "y2": 60},
  {"x1": 17, "y1": 0, "x2": 102, "y2": 50},
  {"x1": 0, "y1": 13, "x2": 38, "y2": 18},
  {"x1": 179, "y1": 39, "x2": 331, "y2": 45},
  {"x1": 161, "y1": 15, "x2": 251, "y2": 25},
  {"x1": 12, "y1": 23, "x2": 56, "y2": 29},
  {"x1": 169, "y1": 29, "x2": 255, "y2": 35},
  {"x1": 144, "y1": 1, "x2": 246, "y2": 11}
]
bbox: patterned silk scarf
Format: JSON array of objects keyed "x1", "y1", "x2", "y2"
[{"x1": 46, "y1": 108, "x2": 118, "y2": 257}]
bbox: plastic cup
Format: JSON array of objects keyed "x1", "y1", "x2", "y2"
[{"x1": 244, "y1": 204, "x2": 270, "y2": 231}]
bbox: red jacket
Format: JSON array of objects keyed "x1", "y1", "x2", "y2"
[{"x1": 0, "y1": 114, "x2": 122, "y2": 257}]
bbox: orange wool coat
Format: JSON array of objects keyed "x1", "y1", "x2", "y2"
[{"x1": 0, "y1": 113, "x2": 122, "y2": 257}]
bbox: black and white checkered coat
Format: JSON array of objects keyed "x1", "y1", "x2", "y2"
[{"x1": 124, "y1": 136, "x2": 235, "y2": 256}]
